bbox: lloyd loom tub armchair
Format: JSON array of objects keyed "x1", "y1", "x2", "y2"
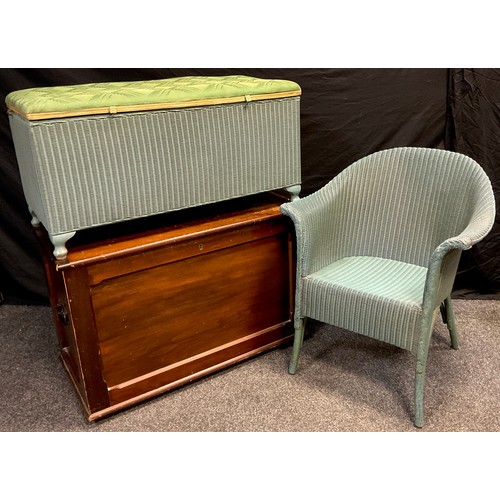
[{"x1": 280, "y1": 147, "x2": 495, "y2": 427}]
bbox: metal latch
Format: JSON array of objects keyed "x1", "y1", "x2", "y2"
[{"x1": 56, "y1": 303, "x2": 69, "y2": 325}]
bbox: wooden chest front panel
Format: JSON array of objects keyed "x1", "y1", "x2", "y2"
[{"x1": 90, "y1": 224, "x2": 291, "y2": 404}]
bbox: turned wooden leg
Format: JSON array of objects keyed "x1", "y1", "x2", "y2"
[
  {"x1": 49, "y1": 232, "x2": 76, "y2": 260},
  {"x1": 29, "y1": 207, "x2": 41, "y2": 227},
  {"x1": 286, "y1": 184, "x2": 301, "y2": 201}
]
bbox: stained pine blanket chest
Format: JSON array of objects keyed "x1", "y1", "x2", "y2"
[
  {"x1": 7, "y1": 75, "x2": 302, "y2": 259},
  {"x1": 36, "y1": 195, "x2": 295, "y2": 420}
]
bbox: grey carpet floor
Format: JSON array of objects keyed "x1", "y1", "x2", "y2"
[{"x1": 1, "y1": 299, "x2": 499, "y2": 432}]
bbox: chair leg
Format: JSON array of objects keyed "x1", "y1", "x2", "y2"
[
  {"x1": 289, "y1": 318, "x2": 306, "y2": 375},
  {"x1": 443, "y1": 296, "x2": 459, "y2": 349},
  {"x1": 414, "y1": 362, "x2": 426, "y2": 428},
  {"x1": 439, "y1": 301, "x2": 447, "y2": 324},
  {"x1": 414, "y1": 315, "x2": 436, "y2": 428}
]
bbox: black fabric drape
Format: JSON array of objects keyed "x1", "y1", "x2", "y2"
[
  {"x1": 1, "y1": 68, "x2": 496, "y2": 304},
  {"x1": 445, "y1": 69, "x2": 500, "y2": 297}
]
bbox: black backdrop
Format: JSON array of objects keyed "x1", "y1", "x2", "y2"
[{"x1": 1, "y1": 68, "x2": 499, "y2": 304}]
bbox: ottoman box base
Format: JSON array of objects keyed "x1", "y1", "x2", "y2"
[{"x1": 7, "y1": 75, "x2": 302, "y2": 259}]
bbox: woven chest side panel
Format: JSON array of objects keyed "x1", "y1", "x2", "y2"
[
  {"x1": 24, "y1": 97, "x2": 301, "y2": 235},
  {"x1": 8, "y1": 113, "x2": 48, "y2": 224}
]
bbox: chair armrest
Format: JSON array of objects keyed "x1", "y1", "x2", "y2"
[
  {"x1": 422, "y1": 179, "x2": 496, "y2": 310},
  {"x1": 281, "y1": 185, "x2": 345, "y2": 329},
  {"x1": 423, "y1": 240, "x2": 465, "y2": 312},
  {"x1": 423, "y1": 210, "x2": 495, "y2": 312},
  {"x1": 281, "y1": 183, "x2": 343, "y2": 277}
]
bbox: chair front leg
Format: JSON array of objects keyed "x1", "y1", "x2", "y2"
[
  {"x1": 414, "y1": 311, "x2": 437, "y2": 428},
  {"x1": 414, "y1": 357, "x2": 427, "y2": 428},
  {"x1": 289, "y1": 317, "x2": 307, "y2": 375}
]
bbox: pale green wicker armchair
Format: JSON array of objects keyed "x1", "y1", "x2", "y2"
[{"x1": 281, "y1": 147, "x2": 496, "y2": 427}]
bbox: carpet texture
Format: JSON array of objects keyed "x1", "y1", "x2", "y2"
[{"x1": 1, "y1": 300, "x2": 499, "y2": 432}]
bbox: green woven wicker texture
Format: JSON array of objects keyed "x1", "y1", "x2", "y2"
[{"x1": 281, "y1": 147, "x2": 496, "y2": 427}]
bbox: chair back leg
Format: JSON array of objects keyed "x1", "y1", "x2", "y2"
[{"x1": 442, "y1": 296, "x2": 459, "y2": 349}]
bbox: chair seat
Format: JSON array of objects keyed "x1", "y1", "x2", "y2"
[
  {"x1": 309, "y1": 256, "x2": 427, "y2": 305},
  {"x1": 302, "y1": 256, "x2": 428, "y2": 351}
]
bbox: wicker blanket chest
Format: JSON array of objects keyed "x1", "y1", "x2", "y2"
[
  {"x1": 36, "y1": 195, "x2": 295, "y2": 420},
  {"x1": 7, "y1": 75, "x2": 302, "y2": 259}
]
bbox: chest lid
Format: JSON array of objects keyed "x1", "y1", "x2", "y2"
[{"x1": 6, "y1": 74, "x2": 301, "y2": 121}]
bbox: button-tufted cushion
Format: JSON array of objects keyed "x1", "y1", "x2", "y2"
[{"x1": 6, "y1": 75, "x2": 301, "y2": 120}]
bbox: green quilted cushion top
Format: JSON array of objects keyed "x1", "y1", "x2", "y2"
[{"x1": 6, "y1": 75, "x2": 301, "y2": 120}]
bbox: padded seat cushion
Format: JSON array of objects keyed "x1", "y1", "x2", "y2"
[
  {"x1": 302, "y1": 256, "x2": 428, "y2": 352},
  {"x1": 6, "y1": 75, "x2": 301, "y2": 120}
]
